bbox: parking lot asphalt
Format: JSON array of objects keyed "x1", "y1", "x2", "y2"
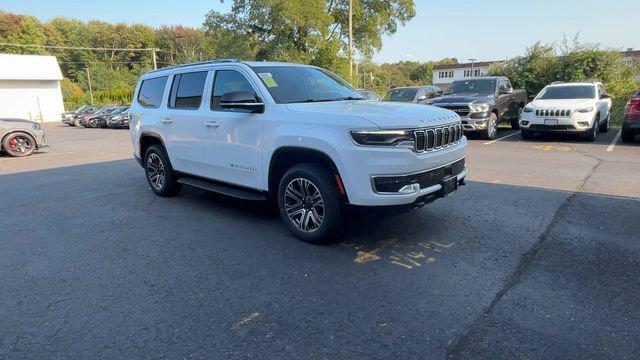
[{"x1": 1, "y1": 124, "x2": 639, "y2": 359}]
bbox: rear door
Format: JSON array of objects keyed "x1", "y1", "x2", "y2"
[
  {"x1": 163, "y1": 70, "x2": 210, "y2": 175},
  {"x1": 496, "y1": 79, "x2": 514, "y2": 118}
]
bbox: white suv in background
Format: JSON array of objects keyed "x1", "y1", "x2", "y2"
[
  {"x1": 129, "y1": 60, "x2": 467, "y2": 243},
  {"x1": 519, "y1": 81, "x2": 612, "y2": 141}
]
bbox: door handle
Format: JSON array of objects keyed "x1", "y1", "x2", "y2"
[
  {"x1": 205, "y1": 121, "x2": 220, "y2": 128},
  {"x1": 161, "y1": 117, "x2": 172, "y2": 124}
]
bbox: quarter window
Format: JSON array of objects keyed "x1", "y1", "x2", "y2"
[
  {"x1": 137, "y1": 76, "x2": 168, "y2": 109},
  {"x1": 211, "y1": 70, "x2": 258, "y2": 110},
  {"x1": 168, "y1": 71, "x2": 208, "y2": 109}
]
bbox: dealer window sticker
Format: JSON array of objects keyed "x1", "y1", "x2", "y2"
[{"x1": 258, "y1": 72, "x2": 278, "y2": 88}]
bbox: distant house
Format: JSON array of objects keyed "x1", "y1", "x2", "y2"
[
  {"x1": 0, "y1": 54, "x2": 65, "y2": 123},
  {"x1": 432, "y1": 61, "x2": 498, "y2": 90}
]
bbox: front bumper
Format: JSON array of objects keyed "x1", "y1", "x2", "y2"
[
  {"x1": 337, "y1": 137, "x2": 468, "y2": 206},
  {"x1": 461, "y1": 116, "x2": 490, "y2": 131},
  {"x1": 520, "y1": 111, "x2": 595, "y2": 133}
]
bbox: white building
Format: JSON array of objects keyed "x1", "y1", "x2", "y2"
[
  {"x1": 0, "y1": 54, "x2": 65, "y2": 123},
  {"x1": 432, "y1": 61, "x2": 497, "y2": 90}
]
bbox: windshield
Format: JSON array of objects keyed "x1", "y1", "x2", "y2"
[
  {"x1": 383, "y1": 88, "x2": 417, "y2": 102},
  {"x1": 359, "y1": 90, "x2": 379, "y2": 100},
  {"x1": 538, "y1": 86, "x2": 596, "y2": 100},
  {"x1": 445, "y1": 79, "x2": 496, "y2": 95},
  {"x1": 251, "y1": 66, "x2": 364, "y2": 104}
]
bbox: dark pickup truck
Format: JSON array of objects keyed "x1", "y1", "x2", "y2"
[{"x1": 426, "y1": 76, "x2": 527, "y2": 139}]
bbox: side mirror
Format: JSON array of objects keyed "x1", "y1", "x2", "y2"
[
  {"x1": 499, "y1": 87, "x2": 513, "y2": 95},
  {"x1": 220, "y1": 91, "x2": 265, "y2": 113},
  {"x1": 436, "y1": 90, "x2": 443, "y2": 96},
  {"x1": 600, "y1": 94, "x2": 610, "y2": 99},
  {"x1": 528, "y1": 94, "x2": 536, "y2": 101},
  {"x1": 417, "y1": 95, "x2": 428, "y2": 101}
]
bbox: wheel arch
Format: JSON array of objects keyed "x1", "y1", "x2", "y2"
[
  {"x1": 139, "y1": 132, "x2": 166, "y2": 159},
  {"x1": 268, "y1": 146, "x2": 348, "y2": 201}
]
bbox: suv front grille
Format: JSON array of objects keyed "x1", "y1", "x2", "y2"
[
  {"x1": 536, "y1": 109, "x2": 572, "y2": 117},
  {"x1": 414, "y1": 123, "x2": 463, "y2": 152},
  {"x1": 373, "y1": 158, "x2": 466, "y2": 193}
]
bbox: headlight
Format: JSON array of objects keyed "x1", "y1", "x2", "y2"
[
  {"x1": 523, "y1": 106, "x2": 533, "y2": 113},
  {"x1": 33, "y1": 123, "x2": 41, "y2": 130},
  {"x1": 469, "y1": 102, "x2": 490, "y2": 113},
  {"x1": 575, "y1": 106, "x2": 594, "y2": 113},
  {"x1": 350, "y1": 130, "x2": 414, "y2": 148}
]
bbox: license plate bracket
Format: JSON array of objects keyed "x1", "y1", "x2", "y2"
[
  {"x1": 544, "y1": 119, "x2": 558, "y2": 126},
  {"x1": 441, "y1": 176, "x2": 458, "y2": 197}
]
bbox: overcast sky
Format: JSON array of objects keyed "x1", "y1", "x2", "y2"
[{"x1": 2, "y1": 0, "x2": 637, "y2": 63}]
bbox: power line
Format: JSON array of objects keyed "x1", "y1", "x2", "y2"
[{"x1": 0, "y1": 42, "x2": 158, "y2": 51}]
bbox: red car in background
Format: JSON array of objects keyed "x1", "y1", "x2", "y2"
[{"x1": 622, "y1": 90, "x2": 640, "y2": 142}]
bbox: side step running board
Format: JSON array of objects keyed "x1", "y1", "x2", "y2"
[{"x1": 178, "y1": 176, "x2": 267, "y2": 201}]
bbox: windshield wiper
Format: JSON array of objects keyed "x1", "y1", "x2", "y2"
[
  {"x1": 336, "y1": 96, "x2": 365, "y2": 101},
  {"x1": 289, "y1": 98, "x2": 338, "y2": 103}
]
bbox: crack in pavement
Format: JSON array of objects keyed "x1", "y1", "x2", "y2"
[{"x1": 446, "y1": 154, "x2": 603, "y2": 359}]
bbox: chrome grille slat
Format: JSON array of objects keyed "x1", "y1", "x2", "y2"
[
  {"x1": 413, "y1": 123, "x2": 463, "y2": 153},
  {"x1": 535, "y1": 109, "x2": 572, "y2": 117}
]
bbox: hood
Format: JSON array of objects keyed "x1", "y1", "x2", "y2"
[
  {"x1": 285, "y1": 101, "x2": 459, "y2": 129},
  {"x1": 430, "y1": 93, "x2": 495, "y2": 104},
  {"x1": 529, "y1": 99, "x2": 594, "y2": 109},
  {"x1": 0, "y1": 118, "x2": 37, "y2": 125}
]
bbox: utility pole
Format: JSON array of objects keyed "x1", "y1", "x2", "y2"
[
  {"x1": 152, "y1": 48, "x2": 158, "y2": 70},
  {"x1": 86, "y1": 67, "x2": 94, "y2": 105},
  {"x1": 468, "y1": 58, "x2": 477, "y2": 78},
  {"x1": 348, "y1": 0, "x2": 353, "y2": 82}
]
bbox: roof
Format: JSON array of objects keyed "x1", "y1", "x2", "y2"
[
  {"x1": 146, "y1": 59, "x2": 312, "y2": 77},
  {"x1": 0, "y1": 54, "x2": 63, "y2": 81},
  {"x1": 433, "y1": 61, "x2": 498, "y2": 70}
]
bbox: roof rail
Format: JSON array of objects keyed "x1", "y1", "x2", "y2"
[{"x1": 147, "y1": 59, "x2": 239, "y2": 74}]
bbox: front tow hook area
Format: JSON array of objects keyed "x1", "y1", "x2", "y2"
[{"x1": 411, "y1": 177, "x2": 465, "y2": 209}]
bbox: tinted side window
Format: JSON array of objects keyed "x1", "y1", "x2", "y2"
[
  {"x1": 168, "y1": 71, "x2": 208, "y2": 109},
  {"x1": 137, "y1": 76, "x2": 168, "y2": 109},
  {"x1": 211, "y1": 70, "x2": 258, "y2": 110}
]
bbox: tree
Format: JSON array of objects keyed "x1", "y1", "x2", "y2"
[{"x1": 203, "y1": 0, "x2": 415, "y2": 79}]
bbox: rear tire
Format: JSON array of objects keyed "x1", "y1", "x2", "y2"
[
  {"x1": 2, "y1": 132, "x2": 36, "y2": 157},
  {"x1": 277, "y1": 163, "x2": 343, "y2": 244},
  {"x1": 144, "y1": 145, "x2": 182, "y2": 197},
  {"x1": 511, "y1": 107, "x2": 522, "y2": 130},
  {"x1": 599, "y1": 114, "x2": 610, "y2": 133},
  {"x1": 481, "y1": 112, "x2": 498, "y2": 140}
]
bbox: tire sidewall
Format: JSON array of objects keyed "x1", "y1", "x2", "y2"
[
  {"x1": 3, "y1": 132, "x2": 36, "y2": 157},
  {"x1": 277, "y1": 164, "x2": 342, "y2": 244},
  {"x1": 144, "y1": 145, "x2": 180, "y2": 197}
]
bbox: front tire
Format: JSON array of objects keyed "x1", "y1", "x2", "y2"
[
  {"x1": 144, "y1": 145, "x2": 181, "y2": 197},
  {"x1": 521, "y1": 129, "x2": 533, "y2": 139},
  {"x1": 2, "y1": 132, "x2": 36, "y2": 157},
  {"x1": 585, "y1": 119, "x2": 598, "y2": 142},
  {"x1": 277, "y1": 163, "x2": 343, "y2": 244},
  {"x1": 481, "y1": 112, "x2": 498, "y2": 140}
]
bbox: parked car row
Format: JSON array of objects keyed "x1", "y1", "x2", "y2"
[{"x1": 62, "y1": 105, "x2": 131, "y2": 129}]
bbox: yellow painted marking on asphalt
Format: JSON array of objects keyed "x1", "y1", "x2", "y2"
[
  {"x1": 354, "y1": 250, "x2": 381, "y2": 264},
  {"x1": 532, "y1": 145, "x2": 573, "y2": 152},
  {"x1": 390, "y1": 261, "x2": 413, "y2": 269},
  {"x1": 406, "y1": 251, "x2": 426, "y2": 259},
  {"x1": 427, "y1": 258, "x2": 436, "y2": 263},
  {"x1": 606, "y1": 130, "x2": 622, "y2": 152},
  {"x1": 430, "y1": 241, "x2": 453, "y2": 248},
  {"x1": 232, "y1": 312, "x2": 260, "y2": 330}
]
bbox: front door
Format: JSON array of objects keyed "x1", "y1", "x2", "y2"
[{"x1": 202, "y1": 69, "x2": 264, "y2": 190}]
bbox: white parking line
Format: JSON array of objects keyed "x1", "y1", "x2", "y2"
[
  {"x1": 606, "y1": 130, "x2": 622, "y2": 152},
  {"x1": 483, "y1": 131, "x2": 520, "y2": 145}
]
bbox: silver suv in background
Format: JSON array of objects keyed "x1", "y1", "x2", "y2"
[{"x1": 383, "y1": 86, "x2": 442, "y2": 104}]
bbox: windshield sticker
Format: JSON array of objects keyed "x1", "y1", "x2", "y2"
[{"x1": 258, "y1": 73, "x2": 278, "y2": 88}]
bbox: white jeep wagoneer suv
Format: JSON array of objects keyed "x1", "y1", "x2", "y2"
[{"x1": 129, "y1": 60, "x2": 467, "y2": 243}]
